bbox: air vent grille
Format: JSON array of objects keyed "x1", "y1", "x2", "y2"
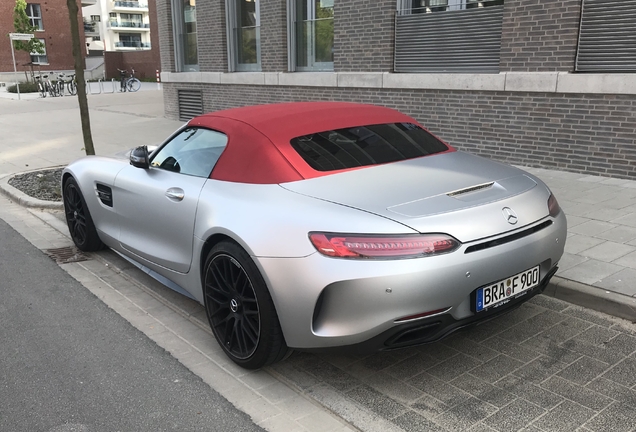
[
  {"x1": 178, "y1": 90, "x2": 204, "y2": 122},
  {"x1": 447, "y1": 182, "x2": 494, "y2": 197}
]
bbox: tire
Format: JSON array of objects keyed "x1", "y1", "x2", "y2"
[
  {"x1": 203, "y1": 241, "x2": 289, "y2": 369},
  {"x1": 38, "y1": 82, "x2": 46, "y2": 98},
  {"x1": 63, "y1": 177, "x2": 104, "y2": 252},
  {"x1": 68, "y1": 81, "x2": 77, "y2": 95},
  {"x1": 127, "y1": 78, "x2": 141, "y2": 92}
]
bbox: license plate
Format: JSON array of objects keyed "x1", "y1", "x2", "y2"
[{"x1": 476, "y1": 266, "x2": 540, "y2": 312}]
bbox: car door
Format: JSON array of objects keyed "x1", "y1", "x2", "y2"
[{"x1": 114, "y1": 127, "x2": 228, "y2": 273}]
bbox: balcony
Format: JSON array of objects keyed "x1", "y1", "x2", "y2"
[
  {"x1": 112, "y1": 1, "x2": 148, "y2": 10},
  {"x1": 84, "y1": 20, "x2": 99, "y2": 35},
  {"x1": 108, "y1": 20, "x2": 150, "y2": 31},
  {"x1": 115, "y1": 41, "x2": 151, "y2": 49}
]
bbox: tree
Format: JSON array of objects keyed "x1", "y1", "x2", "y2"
[
  {"x1": 66, "y1": 0, "x2": 96, "y2": 156},
  {"x1": 13, "y1": 0, "x2": 45, "y2": 57}
]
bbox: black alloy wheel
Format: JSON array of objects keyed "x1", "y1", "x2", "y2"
[
  {"x1": 203, "y1": 242, "x2": 289, "y2": 369},
  {"x1": 63, "y1": 177, "x2": 103, "y2": 252},
  {"x1": 206, "y1": 253, "x2": 260, "y2": 359}
]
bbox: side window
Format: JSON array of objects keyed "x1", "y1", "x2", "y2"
[{"x1": 150, "y1": 128, "x2": 228, "y2": 177}]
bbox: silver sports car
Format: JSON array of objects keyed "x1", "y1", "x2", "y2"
[{"x1": 63, "y1": 102, "x2": 566, "y2": 369}]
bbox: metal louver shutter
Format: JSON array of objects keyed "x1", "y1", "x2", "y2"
[
  {"x1": 395, "y1": 6, "x2": 504, "y2": 73},
  {"x1": 576, "y1": 0, "x2": 636, "y2": 72},
  {"x1": 178, "y1": 90, "x2": 204, "y2": 121}
]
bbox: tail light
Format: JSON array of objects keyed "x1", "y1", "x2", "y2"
[
  {"x1": 309, "y1": 232, "x2": 460, "y2": 259},
  {"x1": 548, "y1": 194, "x2": 561, "y2": 217}
]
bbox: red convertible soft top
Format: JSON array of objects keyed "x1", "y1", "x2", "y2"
[{"x1": 187, "y1": 102, "x2": 451, "y2": 184}]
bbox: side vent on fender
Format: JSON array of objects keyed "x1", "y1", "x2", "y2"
[{"x1": 96, "y1": 184, "x2": 113, "y2": 207}]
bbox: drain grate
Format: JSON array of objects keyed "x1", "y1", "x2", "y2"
[{"x1": 43, "y1": 246, "x2": 90, "y2": 264}]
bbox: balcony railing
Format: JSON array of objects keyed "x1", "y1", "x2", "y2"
[
  {"x1": 113, "y1": 1, "x2": 148, "y2": 8},
  {"x1": 108, "y1": 20, "x2": 150, "y2": 28},
  {"x1": 115, "y1": 41, "x2": 151, "y2": 48}
]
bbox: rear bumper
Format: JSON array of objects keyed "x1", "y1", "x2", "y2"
[{"x1": 256, "y1": 212, "x2": 566, "y2": 349}]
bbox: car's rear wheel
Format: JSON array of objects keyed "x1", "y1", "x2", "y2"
[
  {"x1": 63, "y1": 177, "x2": 104, "y2": 252},
  {"x1": 203, "y1": 241, "x2": 288, "y2": 369}
]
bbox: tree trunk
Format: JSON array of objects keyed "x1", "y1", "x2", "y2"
[{"x1": 66, "y1": 0, "x2": 95, "y2": 156}]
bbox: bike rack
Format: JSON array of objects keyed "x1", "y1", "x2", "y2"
[
  {"x1": 100, "y1": 79, "x2": 117, "y2": 94},
  {"x1": 86, "y1": 80, "x2": 101, "y2": 95}
]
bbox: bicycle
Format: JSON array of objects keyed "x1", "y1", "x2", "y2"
[
  {"x1": 54, "y1": 73, "x2": 66, "y2": 96},
  {"x1": 34, "y1": 75, "x2": 47, "y2": 98},
  {"x1": 117, "y1": 68, "x2": 141, "y2": 92},
  {"x1": 63, "y1": 73, "x2": 77, "y2": 95}
]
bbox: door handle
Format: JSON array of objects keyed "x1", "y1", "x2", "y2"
[{"x1": 165, "y1": 187, "x2": 185, "y2": 202}]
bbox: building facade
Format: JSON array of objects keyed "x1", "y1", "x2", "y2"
[
  {"x1": 157, "y1": 0, "x2": 636, "y2": 179},
  {"x1": 83, "y1": 0, "x2": 153, "y2": 52},
  {"x1": 0, "y1": 0, "x2": 86, "y2": 74}
]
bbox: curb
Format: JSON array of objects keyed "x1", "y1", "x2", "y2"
[
  {"x1": 0, "y1": 171, "x2": 64, "y2": 210},
  {"x1": 544, "y1": 276, "x2": 636, "y2": 323}
]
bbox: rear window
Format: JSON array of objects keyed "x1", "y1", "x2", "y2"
[{"x1": 290, "y1": 123, "x2": 448, "y2": 171}]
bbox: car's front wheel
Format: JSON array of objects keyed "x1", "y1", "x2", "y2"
[
  {"x1": 63, "y1": 176, "x2": 104, "y2": 252},
  {"x1": 203, "y1": 241, "x2": 288, "y2": 369}
]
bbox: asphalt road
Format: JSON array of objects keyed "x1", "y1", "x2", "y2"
[{"x1": 0, "y1": 217, "x2": 263, "y2": 432}]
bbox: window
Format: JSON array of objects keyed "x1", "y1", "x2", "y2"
[
  {"x1": 91, "y1": 14, "x2": 101, "y2": 22},
  {"x1": 172, "y1": 0, "x2": 198, "y2": 71},
  {"x1": 30, "y1": 39, "x2": 47, "y2": 64},
  {"x1": 395, "y1": 0, "x2": 504, "y2": 73},
  {"x1": 110, "y1": 12, "x2": 117, "y2": 18},
  {"x1": 226, "y1": 0, "x2": 261, "y2": 71},
  {"x1": 288, "y1": 0, "x2": 333, "y2": 71},
  {"x1": 151, "y1": 128, "x2": 228, "y2": 177},
  {"x1": 401, "y1": 0, "x2": 503, "y2": 13},
  {"x1": 118, "y1": 33, "x2": 142, "y2": 47},
  {"x1": 290, "y1": 123, "x2": 448, "y2": 171},
  {"x1": 26, "y1": 4, "x2": 43, "y2": 30}
]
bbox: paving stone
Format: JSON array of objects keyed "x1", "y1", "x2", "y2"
[
  {"x1": 529, "y1": 295, "x2": 570, "y2": 312},
  {"x1": 563, "y1": 235, "x2": 606, "y2": 255},
  {"x1": 555, "y1": 252, "x2": 589, "y2": 273},
  {"x1": 541, "y1": 376, "x2": 613, "y2": 411},
  {"x1": 384, "y1": 352, "x2": 444, "y2": 380},
  {"x1": 570, "y1": 221, "x2": 618, "y2": 236},
  {"x1": 557, "y1": 356, "x2": 612, "y2": 386},
  {"x1": 586, "y1": 378, "x2": 636, "y2": 407},
  {"x1": 441, "y1": 334, "x2": 500, "y2": 362},
  {"x1": 479, "y1": 336, "x2": 542, "y2": 363},
  {"x1": 391, "y1": 410, "x2": 446, "y2": 432},
  {"x1": 468, "y1": 354, "x2": 524, "y2": 383},
  {"x1": 434, "y1": 397, "x2": 498, "y2": 432},
  {"x1": 497, "y1": 310, "x2": 567, "y2": 344},
  {"x1": 583, "y1": 402, "x2": 636, "y2": 432},
  {"x1": 585, "y1": 207, "x2": 633, "y2": 223},
  {"x1": 558, "y1": 259, "x2": 624, "y2": 285},
  {"x1": 610, "y1": 213, "x2": 636, "y2": 229},
  {"x1": 299, "y1": 358, "x2": 361, "y2": 393},
  {"x1": 482, "y1": 399, "x2": 546, "y2": 432},
  {"x1": 564, "y1": 215, "x2": 590, "y2": 228},
  {"x1": 451, "y1": 373, "x2": 516, "y2": 408},
  {"x1": 580, "y1": 241, "x2": 636, "y2": 262},
  {"x1": 513, "y1": 356, "x2": 569, "y2": 384},
  {"x1": 561, "y1": 306, "x2": 619, "y2": 328},
  {"x1": 410, "y1": 393, "x2": 449, "y2": 417},
  {"x1": 425, "y1": 354, "x2": 482, "y2": 382},
  {"x1": 345, "y1": 385, "x2": 409, "y2": 421},
  {"x1": 594, "y1": 267, "x2": 636, "y2": 296},
  {"x1": 612, "y1": 250, "x2": 636, "y2": 269},
  {"x1": 595, "y1": 226, "x2": 636, "y2": 244},
  {"x1": 362, "y1": 372, "x2": 424, "y2": 404},
  {"x1": 601, "y1": 357, "x2": 636, "y2": 388},
  {"x1": 532, "y1": 400, "x2": 595, "y2": 431},
  {"x1": 495, "y1": 375, "x2": 564, "y2": 410},
  {"x1": 466, "y1": 423, "x2": 498, "y2": 432},
  {"x1": 410, "y1": 372, "x2": 473, "y2": 408}
]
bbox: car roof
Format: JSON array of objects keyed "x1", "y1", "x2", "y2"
[{"x1": 187, "y1": 102, "x2": 451, "y2": 184}]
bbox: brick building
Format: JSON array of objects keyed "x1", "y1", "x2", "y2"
[
  {"x1": 157, "y1": 0, "x2": 636, "y2": 179},
  {"x1": 0, "y1": 0, "x2": 86, "y2": 75}
]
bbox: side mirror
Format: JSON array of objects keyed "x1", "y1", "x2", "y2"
[{"x1": 130, "y1": 145, "x2": 149, "y2": 169}]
